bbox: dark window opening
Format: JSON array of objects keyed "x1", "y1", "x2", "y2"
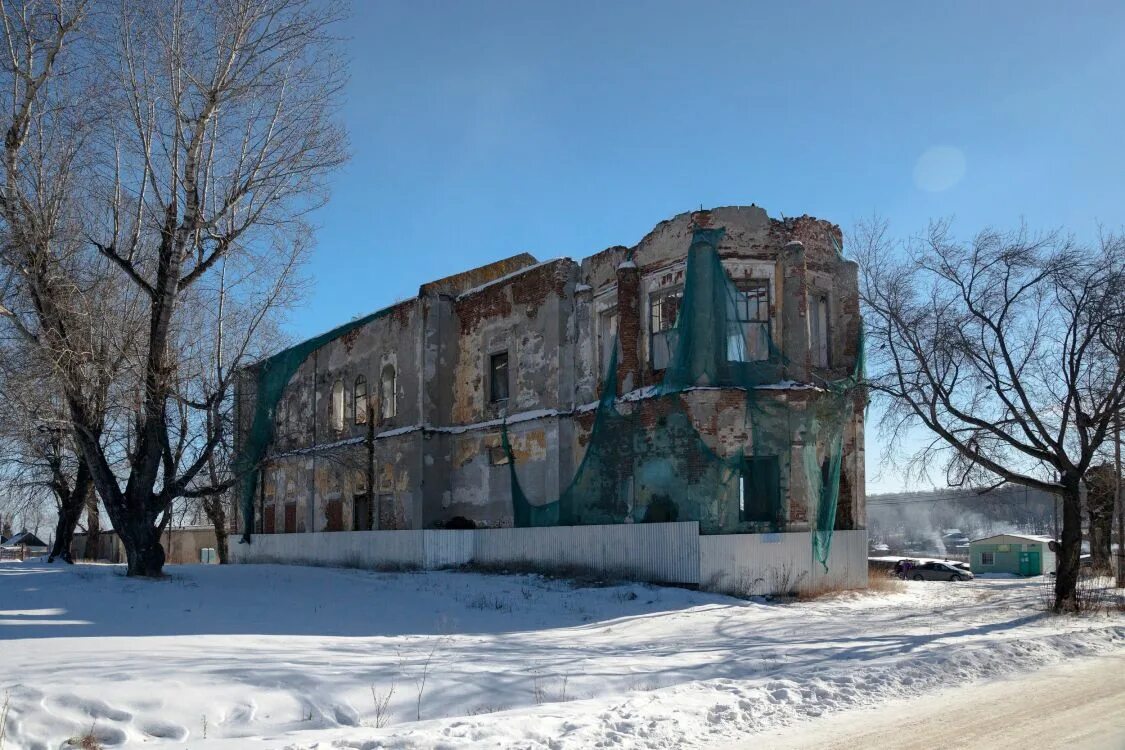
[
  {"x1": 490, "y1": 352, "x2": 509, "y2": 402},
  {"x1": 835, "y1": 469, "x2": 854, "y2": 530},
  {"x1": 739, "y1": 455, "x2": 781, "y2": 523},
  {"x1": 325, "y1": 499, "x2": 344, "y2": 532},
  {"x1": 353, "y1": 493, "x2": 372, "y2": 531}
]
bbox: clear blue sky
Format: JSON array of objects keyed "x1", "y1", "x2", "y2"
[{"x1": 298, "y1": 1, "x2": 1125, "y2": 490}]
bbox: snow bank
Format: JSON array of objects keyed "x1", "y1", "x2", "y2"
[{"x1": 0, "y1": 561, "x2": 1121, "y2": 749}]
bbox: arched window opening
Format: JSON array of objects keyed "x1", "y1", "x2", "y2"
[
  {"x1": 285, "y1": 396, "x2": 297, "y2": 438},
  {"x1": 331, "y1": 379, "x2": 345, "y2": 431},
  {"x1": 354, "y1": 375, "x2": 368, "y2": 425},
  {"x1": 380, "y1": 364, "x2": 397, "y2": 421},
  {"x1": 275, "y1": 398, "x2": 287, "y2": 436}
]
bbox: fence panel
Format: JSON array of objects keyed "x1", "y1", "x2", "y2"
[
  {"x1": 699, "y1": 530, "x2": 868, "y2": 595},
  {"x1": 231, "y1": 525, "x2": 866, "y2": 593},
  {"x1": 472, "y1": 522, "x2": 700, "y2": 584},
  {"x1": 230, "y1": 529, "x2": 425, "y2": 568},
  {"x1": 422, "y1": 530, "x2": 474, "y2": 568}
]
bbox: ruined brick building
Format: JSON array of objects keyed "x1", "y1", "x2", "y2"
[{"x1": 236, "y1": 206, "x2": 866, "y2": 539}]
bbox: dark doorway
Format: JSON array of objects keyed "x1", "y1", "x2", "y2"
[
  {"x1": 326, "y1": 499, "x2": 344, "y2": 532},
  {"x1": 354, "y1": 493, "x2": 373, "y2": 531}
]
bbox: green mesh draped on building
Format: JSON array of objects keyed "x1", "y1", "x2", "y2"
[
  {"x1": 506, "y1": 227, "x2": 863, "y2": 570},
  {"x1": 235, "y1": 309, "x2": 395, "y2": 543}
]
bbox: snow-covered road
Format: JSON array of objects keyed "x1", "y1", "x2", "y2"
[
  {"x1": 0, "y1": 562, "x2": 1121, "y2": 749},
  {"x1": 756, "y1": 654, "x2": 1125, "y2": 750}
]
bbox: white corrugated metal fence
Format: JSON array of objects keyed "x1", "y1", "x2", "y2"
[{"x1": 232, "y1": 524, "x2": 868, "y2": 593}]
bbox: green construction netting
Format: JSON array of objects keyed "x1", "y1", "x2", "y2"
[
  {"x1": 236, "y1": 308, "x2": 394, "y2": 543},
  {"x1": 505, "y1": 227, "x2": 864, "y2": 570}
]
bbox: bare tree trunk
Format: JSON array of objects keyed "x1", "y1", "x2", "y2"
[
  {"x1": 47, "y1": 496, "x2": 80, "y2": 563},
  {"x1": 1055, "y1": 477, "x2": 1083, "y2": 611},
  {"x1": 85, "y1": 490, "x2": 100, "y2": 560},
  {"x1": 47, "y1": 458, "x2": 93, "y2": 563},
  {"x1": 103, "y1": 499, "x2": 166, "y2": 577},
  {"x1": 201, "y1": 495, "x2": 229, "y2": 564}
]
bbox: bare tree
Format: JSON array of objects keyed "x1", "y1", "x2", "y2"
[
  {"x1": 171, "y1": 256, "x2": 296, "y2": 563},
  {"x1": 0, "y1": 293, "x2": 114, "y2": 562},
  {"x1": 0, "y1": 0, "x2": 347, "y2": 576},
  {"x1": 855, "y1": 219, "x2": 1125, "y2": 611}
]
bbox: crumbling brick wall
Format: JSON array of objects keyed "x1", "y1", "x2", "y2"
[{"x1": 239, "y1": 205, "x2": 866, "y2": 535}]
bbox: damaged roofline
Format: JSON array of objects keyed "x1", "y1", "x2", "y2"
[{"x1": 246, "y1": 203, "x2": 842, "y2": 370}]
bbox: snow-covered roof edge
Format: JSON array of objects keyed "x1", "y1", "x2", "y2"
[{"x1": 970, "y1": 533, "x2": 1056, "y2": 545}]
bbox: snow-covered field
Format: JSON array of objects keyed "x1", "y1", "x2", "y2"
[{"x1": 0, "y1": 561, "x2": 1121, "y2": 749}]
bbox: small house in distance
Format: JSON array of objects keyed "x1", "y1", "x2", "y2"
[
  {"x1": 970, "y1": 534, "x2": 1056, "y2": 576},
  {"x1": 0, "y1": 530, "x2": 49, "y2": 560}
]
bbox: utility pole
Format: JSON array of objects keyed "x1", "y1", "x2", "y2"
[{"x1": 367, "y1": 403, "x2": 375, "y2": 530}]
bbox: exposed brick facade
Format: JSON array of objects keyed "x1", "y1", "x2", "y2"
[{"x1": 237, "y1": 206, "x2": 866, "y2": 536}]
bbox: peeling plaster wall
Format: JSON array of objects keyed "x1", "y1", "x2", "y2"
[
  {"x1": 259, "y1": 299, "x2": 426, "y2": 533},
  {"x1": 239, "y1": 205, "x2": 866, "y2": 537},
  {"x1": 450, "y1": 259, "x2": 578, "y2": 423}
]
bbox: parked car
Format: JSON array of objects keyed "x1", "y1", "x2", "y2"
[{"x1": 908, "y1": 561, "x2": 975, "y2": 582}]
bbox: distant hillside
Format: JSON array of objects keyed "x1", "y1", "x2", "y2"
[{"x1": 867, "y1": 485, "x2": 1058, "y2": 555}]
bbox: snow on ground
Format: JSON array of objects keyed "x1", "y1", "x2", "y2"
[
  {"x1": 0, "y1": 561, "x2": 1122, "y2": 750},
  {"x1": 754, "y1": 654, "x2": 1125, "y2": 749}
]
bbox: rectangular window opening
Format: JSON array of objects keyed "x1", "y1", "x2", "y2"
[
  {"x1": 598, "y1": 308, "x2": 618, "y2": 378},
  {"x1": 380, "y1": 365, "x2": 397, "y2": 421},
  {"x1": 739, "y1": 455, "x2": 781, "y2": 523},
  {"x1": 730, "y1": 281, "x2": 770, "y2": 363},
  {"x1": 809, "y1": 293, "x2": 830, "y2": 368},
  {"x1": 650, "y1": 289, "x2": 683, "y2": 370},
  {"x1": 490, "y1": 351, "x2": 510, "y2": 402},
  {"x1": 354, "y1": 378, "x2": 368, "y2": 425},
  {"x1": 981, "y1": 552, "x2": 995, "y2": 566}
]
